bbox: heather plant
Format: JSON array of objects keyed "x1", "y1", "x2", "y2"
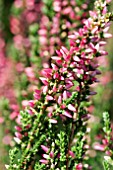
[
  {"x1": 1, "y1": 0, "x2": 92, "y2": 148},
  {"x1": 0, "y1": 2, "x2": 94, "y2": 168},
  {"x1": 5, "y1": 0, "x2": 113, "y2": 169}
]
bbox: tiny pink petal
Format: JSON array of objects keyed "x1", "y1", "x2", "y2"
[
  {"x1": 68, "y1": 104, "x2": 76, "y2": 112},
  {"x1": 41, "y1": 145, "x2": 49, "y2": 153},
  {"x1": 63, "y1": 111, "x2": 72, "y2": 118}
]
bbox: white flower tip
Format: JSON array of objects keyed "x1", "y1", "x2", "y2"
[
  {"x1": 14, "y1": 137, "x2": 21, "y2": 144},
  {"x1": 5, "y1": 165, "x2": 9, "y2": 169}
]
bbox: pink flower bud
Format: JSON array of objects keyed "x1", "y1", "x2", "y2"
[
  {"x1": 41, "y1": 145, "x2": 49, "y2": 153},
  {"x1": 60, "y1": 104, "x2": 66, "y2": 109},
  {"x1": 50, "y1": 151, "x2": 54, "y2": 158},
  {"x1": 40, "y1": 77, "x2": 48, "y2": 85},
  {"x1": 27, "y1": 109, "x2": 34, "y2": 115},
  {"x1": 15, "y1": 126, "x2": 22, "y2": 132},
  {"x1": 39, "y1": 159, "x2": 48, "y2": 164},
  {"x1": 53, "y1": 72, "x2": 59, "y2": 79},
  {"x1": 63, "y1": 110, "x2": 72, "y2": 118},
  {"x1": 102, "y1": 139, "x2": 108, "y2": 145},
  {"x1": 69, "y1": 150, "x2": 75, "y2": 158},
  {"x1": 68, "y1": 104, "x2": 76, "y2": 112},
  {"x1": 42, "y1": 154, "x2": 49, "y2": 159},
  {"x1": 29, "y1": 100, "x2": 35, "y2": 108},
  {"x1": 76, "y1": 163, "x2": 83, "y2": 170},
  {"x1": 93, "y1": 143, "x2": 105, "y2": 151},
  {"x1": 41, "y1": 68, "x2": 52, "y2": 78},
  {"x1": 15, "y1": 132, "x2": 22, "y2": 139},
  {"x1": 58, "y1": 95, "x2": 62, "y2": 104},
  {"x1": 46, "y1": 95, "x2": 54, "y2": 101},
  {"x1": 49, "y1": 119, "x2": 57, "y2": 124},
  {"x1": 48, "y1": 113, "x2": 53, "y2": 118},
  {"x1": 51, "y1": 63, "x2": 58, "y2": 70},
  {"x1": 104, "y1": 33, "x2": 112, "y2": 38},
  {"x1": 102, "y1": 6, "x2": 107, "y2": 14},
  {"x1": 63, "y1": 91, "x2": 68, "y2": 100},
  {"x1": 43, "y1": 86, "x2": 48, "y2": 94}
]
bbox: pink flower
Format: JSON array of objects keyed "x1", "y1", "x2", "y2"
[
  {"x1": 104, "y1": 33, "x2": 112, "y2": 38},
  {"x1": 40, "y1": 77, "x2": 48, "y2": 85},
  {"x1": 22, "y1": 100, "x2": 29, "y2": 108},
  {"x1": 76, "y1": 163, "x2": 83, "y2": 170},
  {"x1": 93, "y1": 143, "x2": 105, "y2": 151},
  {"x1": 46, "y1": 95, "x2": 54, "y2": 101},
  {"x1": 69, "y1": 150, "x2": 75, "y2": 158},
  {"x1": 41, "y1": 145, "x2": 49, "y2": 153},
  {"x1": 15, "y1": 126, "x2": 22, "y2": 132},
  {"x1": 50, "y1": 151, "x2": 54, "y2": 158},
  {"x1": 39, "y1": 159, "x2": 48, "y2": 164},
  {"x1": 68, "y1": 104, "x2": 76, "y2": 112},
  {"x1": 49, "y1": 119, "x2": 57, "y2": 124},
  {"x1": 15, "y1": 132, "x2": 22, "y2": 139},
  {"x1": 63, "y1": 110, "x2": 72, "y2": 118}
]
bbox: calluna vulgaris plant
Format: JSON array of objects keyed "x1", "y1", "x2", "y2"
[
  {"x1": 1, "y1": 0, "x2": 91, "y2": 149},
  {"x1": 5, "y1": 0, "x2": 113, "y2": 169}
]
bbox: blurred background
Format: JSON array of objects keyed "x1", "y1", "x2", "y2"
[{"x1": 0, "y1": 0, "x2": 113, "y2": 169}]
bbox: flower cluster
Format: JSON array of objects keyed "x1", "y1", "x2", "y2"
[
  {"x1": 6, "y1": 0, "x2": 113, "y2": 169},
  {"x1": 1, "y1": 0, "x2": 91, "y2": 149}
]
